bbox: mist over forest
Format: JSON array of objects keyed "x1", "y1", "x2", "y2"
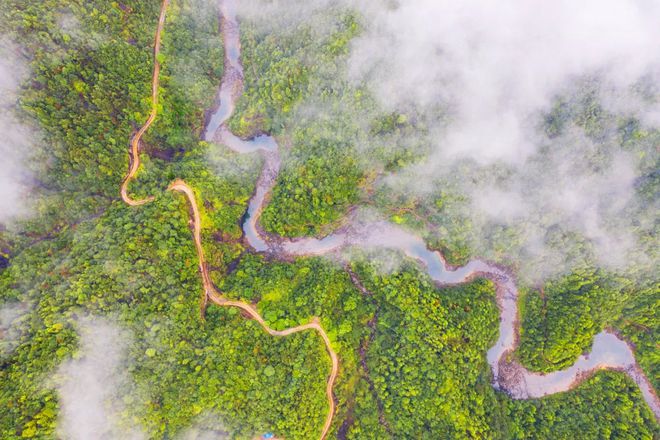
[
  {"x1": 0, "y1": 0, "x2": 658, "y2": 439},
  {"x1": 236, "y1": 0, "x2": 660, "y2": 282}
]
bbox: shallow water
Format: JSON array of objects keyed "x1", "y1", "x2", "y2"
[
  {"x1": 203, "y1": 86, "x2": 234, "y2": 141},
  {"x1": 522, "y1": 332, "x2": 635, "y2": 397},
  {"x1": 203, "y1": 0, "x2": 250, "y2": 143},
  {"x1": 204, "y1": 0, "x2": 659, "y2": 420},
  {"x1": 219, "y1": 128, "x2": 278, "y2": 154}
]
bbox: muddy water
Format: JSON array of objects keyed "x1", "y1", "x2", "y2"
[
  {"x1": 202, "y1": 0, "x2": 240, "y2": 141},
  {"x1": 503, "y1": 332, "x2": 652, "y2": 398},
  {"x1": 205, "y1": 0, "x2": 659, "y2": 420},
  {"x1": 243, "y1": 151, "x2": 280, "y2": 252}
]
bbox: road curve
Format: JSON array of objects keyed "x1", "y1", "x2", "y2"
[
  {"x1": 121, "y1": 0, "x2": 658, "y2": 433},
  {"x1": 120, "y1": 1, "x2": 340, "y2": 438},
  {"x1": 168, "y1": 180, "x2": 339, "y2": 440},
  {"x1": 119, "y1": 0, "x2": 169, "y2": 206}
]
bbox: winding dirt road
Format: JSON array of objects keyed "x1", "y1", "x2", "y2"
[
  {"x1": 121, "y1": 0, "x2": 659, "y2": 434},
  {"x1": 119, "y1": 0, "x2": 168, "y2": 206},
  {"x1": 168, "y1": 180, "x2": 339, "y2": 440},
  {"x1": 120, "y1": 1, "x2": 338, "y2": 439}
]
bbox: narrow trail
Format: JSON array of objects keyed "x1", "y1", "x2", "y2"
[
  {"x1": 122, "y1": 0, "x2": 659, "y2": 434},
  {"x1": 120, "y1": 1, "x2": 338, "y2": 439},
  {"x1": 119, "y1": 0, "x2": 168, "y2": 206},
  {"x1": 168, "y1": 180, "x2": 339, "y2": 440}
]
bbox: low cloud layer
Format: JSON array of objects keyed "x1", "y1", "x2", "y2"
[
  {"x1": 349, "y1": 0, "x2": 660, "y2": 277},
  {"x1": 236, "y1": 0, "x2": 338, "y2": 33},
  {"x1": 55, "y1": 317, "x2": 145, "y2": 440},
  {"x1": 349, "y1": 0, "x2": 660, "y2": 163},
  {"x1": 53, "y1": 317, "x2": 238, "y2": 439},
  {"x1": 0, "y1": 301, "x2": 30, "y2": 356},
  {"x1": 236, "y1": 0, "x2": 660, "y2": 279},
  {"x1": 175, "y1": 413, "x2": 230, "y2": 440},
  {"x1": 0, "y1": 41, "x2": 33, "y2": 224}
]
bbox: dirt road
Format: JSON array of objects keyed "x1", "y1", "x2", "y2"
[{"x1": 120, "y1": 1, "x2": 339, "y2": 438}]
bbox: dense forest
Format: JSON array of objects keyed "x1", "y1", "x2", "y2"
[{"x1": 0, "y1": 0, "x2": 657, "y2": 439}]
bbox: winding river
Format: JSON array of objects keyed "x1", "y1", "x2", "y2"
[
  {"x1": 122, "y1": 1, "x2": 337, "y2": 439},
  {"x1": 123, "y1": 0, "x2": 659, "y2": 437},
  {"x1": 204, "y1": 0, "x2": 660, "y2": 424}
]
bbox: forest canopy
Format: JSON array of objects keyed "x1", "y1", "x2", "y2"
[{"x1": 0, "y1": 0, "x2": 658, "y2": 439}]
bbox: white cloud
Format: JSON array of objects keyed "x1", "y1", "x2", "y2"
[
  {"x1": 344, "y1": 0, "x2": 660, "y2": 276},
  {"x1": 0, "y1": 41, "x2": 33, "y2": 223},
  {"x1": 349, "y1": 0, "x2": 660, "y2": 164},
  {"x1": 0, "y1": 301, "x2": 30, "y2": 356},
  {"x1": 175, "y1": 413, "x2": 230, "y2": 440},
  {"x1": 55, "y1": 317, "x2": 145, "y2": 440}
]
